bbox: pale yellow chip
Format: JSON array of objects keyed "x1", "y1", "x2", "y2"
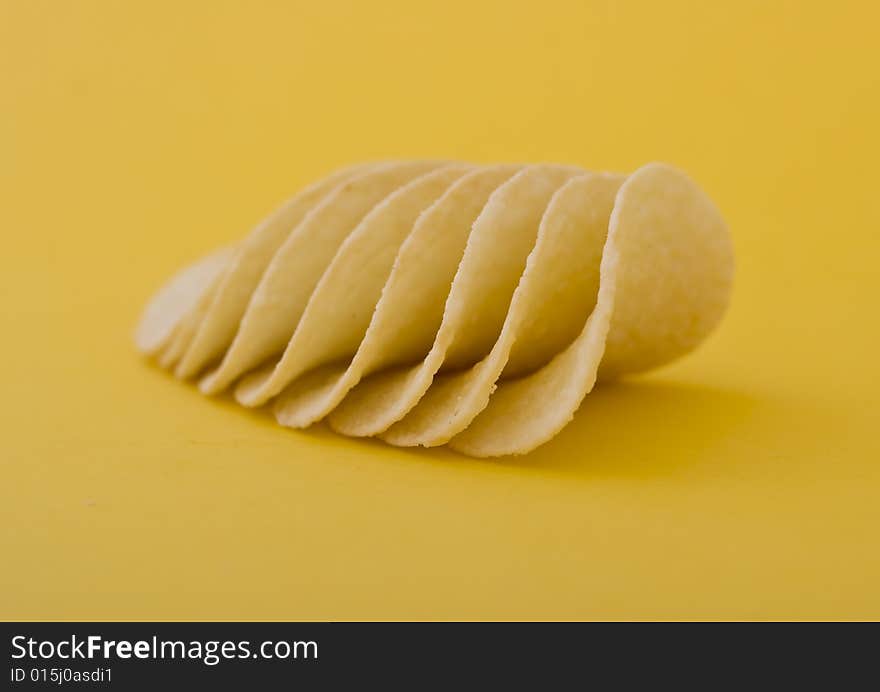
[
  {"x1": 449, "y1": 162, "x2": 734, "y2": 456},
  {"x1": 197, "y1": 161, "x2": 442, "y2": 395},
  {"x1": 234, "y1": 163, "x2": 473, "y2": 408},
  {"x1": 134, "y1": 246, "x2": 234, "y2": 357},
  {"x1": 273, "y1": 165, "x2": 521, "y2": 429},
  {"x1": 157, "y1": 299, "x2": 206, "y2": 370},
  {"x1": 172, "y1": 163, "x2": 369, "y2": 380}
]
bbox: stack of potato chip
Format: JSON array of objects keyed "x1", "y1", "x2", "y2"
[{"x1": 136, "y1": 161, "x2": 734, "y2": 457}]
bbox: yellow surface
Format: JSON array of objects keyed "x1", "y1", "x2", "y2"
[{"x1": 2, "y1": 1, "x2": 879, "y2": 620}]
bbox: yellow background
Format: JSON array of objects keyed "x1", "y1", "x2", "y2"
[{"x1": 2, "y1": 1, "x2": 879, "y2": 620}]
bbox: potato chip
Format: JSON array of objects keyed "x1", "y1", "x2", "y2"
[
  {"x1": 449, "y1": 163, "x2": 734, "y2": 456},
  {"x1": 235, "y1": 163, "x2": 473, "y2": 408},
  {"x1": 273, "y1": 165, "x2": 522, "y2": 429},
  {"x1": 134, "y1": 245, "x2": 234, "y2": 358},
  {"x1": 157, "y1": 298, "x2": 206, "y2": 370},
  {"x1": 197, "y1": 161, "x2": 442, "y2": 395},
  {"x1": 136, "y1": 160, "x2": 733, "y2": 457}
]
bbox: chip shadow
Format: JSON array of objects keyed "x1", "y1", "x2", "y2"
[
  {"x1": 506, "y1": 378, "x2": 757, "y2": 478},
  {"x1": 189, "y1": 360, "x2": 755, "y2": 479}
]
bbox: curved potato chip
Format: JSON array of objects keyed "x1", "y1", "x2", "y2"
[
  {"x1": 134, "y1": 246, "x2": 235, "y2": 356},
  {"x1": 173, "y1": 163, "x2": 370, "y2": 380},
  {"x1": 383, "y1": 172, "x2": 624, "y2": 447},
  {"x1": 273, "y1": 165, "x2": 522, "y2": 429},
  {"x1": 155, "y1": 249, "x2": 236, "y2": 370},
  {"x1": 157, "y1": 302, "x2": 205, "y2": 370},
  {"x1": 198, "y1": 161, "x2": 442, "y2": 395},
  {"x1": 449, "y1": 162, "x2": 734, "y2": 456},
  {"x1": 596, "y1": 165, "x2": 734, "y2": 379},
  {"x1": 236, "y1": 163, "x2": 473, "y2": 408}
]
